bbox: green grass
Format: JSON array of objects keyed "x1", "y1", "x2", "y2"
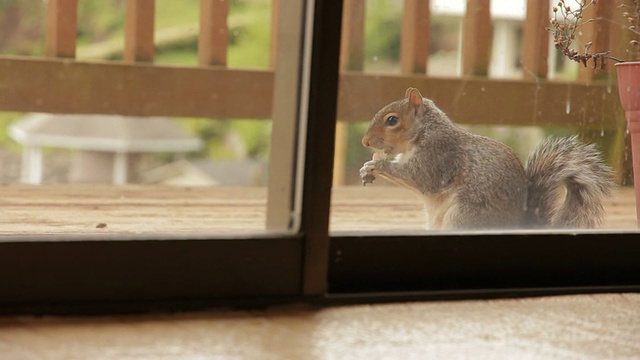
[
  {"x1": 155, "y1": 0, "x2": 201, "y2": 29},
  {"x1": 0, "y1": 112, "x2": 23, "y2": 151},
  {"x1": 153, "y1": 0, "x2": 272, "y2": 68}
]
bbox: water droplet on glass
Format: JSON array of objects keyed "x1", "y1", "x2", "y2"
[
  {"x1": 600, "y1": 128, "x2": 605, "y2": 137},
  {"x1": 565, "y1": 100, "x2": 571, "y2": 114}
]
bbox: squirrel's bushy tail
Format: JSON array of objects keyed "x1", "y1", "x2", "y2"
[{"x1": 525, "y1": 136, "x2": 613, "y2": 228}]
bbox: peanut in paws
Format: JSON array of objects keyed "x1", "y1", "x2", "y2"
[
  {"x1": 372, "y1": 151, "x2": 386, "y2": 161},
  {"x1": 360, "y1": 151, "x2": 386, "y2": 186}
]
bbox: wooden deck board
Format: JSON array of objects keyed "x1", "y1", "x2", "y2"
[
  {"x1": 0, "y1": 184, "x2": 636, "y2": 236},
  {"x1": 333, "y1": 185, "x2": 638, "y2": 231}
]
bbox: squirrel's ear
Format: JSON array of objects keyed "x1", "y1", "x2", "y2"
[
  {"x1": 404, "y1": 87, "x2": 414, "y2": 99},
  {"x1": 406, "y1": 88, "x2": 424, "y2": 107}
]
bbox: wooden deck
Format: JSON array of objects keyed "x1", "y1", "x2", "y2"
[{"x1": 0, "y1": 184, "x2": 636, "y2": 237}]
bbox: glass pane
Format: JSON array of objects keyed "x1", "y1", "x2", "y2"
[
  {"x1": 0, "y1": 0, "x2": 307, "y2": 237},
  {"x1": 331, "y1": 0, "x2": 638, "y2": 233}
]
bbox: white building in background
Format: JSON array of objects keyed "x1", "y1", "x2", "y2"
[{"x1": 431, "y1": 0, "x2": 558, "y2": 78}]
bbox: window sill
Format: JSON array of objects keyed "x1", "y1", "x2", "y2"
[{"x1": 0, "y1": 293, "x2": 638, "y2": 359}]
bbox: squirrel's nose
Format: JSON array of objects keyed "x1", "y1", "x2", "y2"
[{"x1": 362, "y1": 136, "x2": 370, "y2": 147}]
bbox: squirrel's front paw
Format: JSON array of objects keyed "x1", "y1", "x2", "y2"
[{"x1": 360, "y1": 160, "x2": 379, "y2": 186}]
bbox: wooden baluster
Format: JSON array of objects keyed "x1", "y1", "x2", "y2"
[
  {"x1": 270, "y1": 0, "x2": 279, "y2": 67},
  {"x1": 199, "y1": 0, "x2": 229, "y2": 66},
  {"x1": 613, "y1": 0, "x2": 636, "y2": 185},
  {"x1": 124, "y1": 0, "x2": 156, "y2": 62},
  {"x1": 45, "y1": 0, "x2": 78, "y2": 58},
  {"x1": 461, "y1": 0, "x2": 492, "y2": 76},
  {"x1": 400, "y1": 0, "x2": 430, "y2": 74},
  {"x1": 340, "y1": 0, "x2": 365, "y2": 72},
  {"x1": 333, "y1": 0, "x2": 365, "y2": 186},
  {"x1": 578, "y1": 2, "x2": 613, "y2": 81},
  {"x1": 578, "y1": 0, "x2": 629, "y2": 185},
  {"x1": 521, "y1": 0, "x2": 549, "y2": 79}
]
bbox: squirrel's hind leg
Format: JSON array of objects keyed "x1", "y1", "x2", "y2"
[
  {"x1": 422, "y1": 193, "x2": 459, "y2": 230},
  {"x1": 440, "y1": 201, "x2": 524, "y2": 230}
]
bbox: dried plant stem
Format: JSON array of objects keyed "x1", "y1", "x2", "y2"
[{"x1": 549, "y1": 0, "x2": 640, "y2": 67}]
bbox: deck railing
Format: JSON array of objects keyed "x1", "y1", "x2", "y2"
[{"x1": 0, "y1": 0, "x2": 630, "y2": 184}]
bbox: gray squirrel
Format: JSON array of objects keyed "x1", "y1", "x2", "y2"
[{"x1": 360, "y1": 87, "x2": 613, "y2": 230}]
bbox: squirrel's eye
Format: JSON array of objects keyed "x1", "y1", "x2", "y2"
[{"x1": 385, "y1": 115, "x2": 399, "y2": 126}]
